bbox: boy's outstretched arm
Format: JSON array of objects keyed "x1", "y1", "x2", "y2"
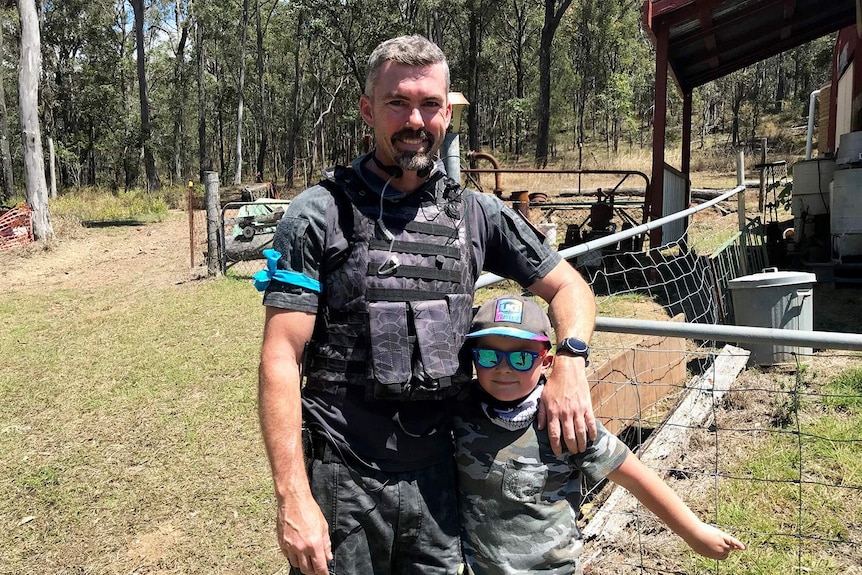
[{"x1": 607, "y1": 453, "x2": 746, "y2": 560}]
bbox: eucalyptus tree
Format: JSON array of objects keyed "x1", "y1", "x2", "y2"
[
  {"x1": 254, "y1": 0, "x2": 280, "y2": 182},
  {"x1": 534, "y1": 0, "x2": 573, "y2": 167},
  {"x1": 0, "y1": 17, "x2": 14, "y2": 202},
  {"x1": 493, "y1": 0, "x2": 539, "y2": 156},
  {"x1": 232, "y1": 0, "x2": 250, "y2": 185},
  {"x1": 131, "y1": 0, "x2": 161, "y2": 191},
  {"x1": 18, "y1": 0, "x2": 52, "y2": 239}
]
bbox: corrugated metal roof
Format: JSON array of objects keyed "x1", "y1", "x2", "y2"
[{"x1": 644, "y1": 0, "x2": 857, "y2": 92}]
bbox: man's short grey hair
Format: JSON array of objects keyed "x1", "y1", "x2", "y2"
[{"x1": 365, "y1": 35, "x2": 450, "y2": 97}]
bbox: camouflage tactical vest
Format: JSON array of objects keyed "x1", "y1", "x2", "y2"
[{"x1": 304, "y1": 166, "x2": 476, "y2": 401}]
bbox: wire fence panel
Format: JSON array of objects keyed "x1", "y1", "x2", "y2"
[
  {"x1": 220, "y1": 200, "x2": 290, "y2": 277},
  {"x1": 578, "y1": 344, "x2": 862, "y2": 575}
]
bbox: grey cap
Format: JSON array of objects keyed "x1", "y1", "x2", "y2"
[{"x1": 466, "y1": 295, "x2": 552, "y2": 342}]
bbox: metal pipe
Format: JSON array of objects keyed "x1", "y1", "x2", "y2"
[
  {"x1": 466, "y1": 151, "x2": 503, "y2": 195},
  {"x1": 475, "y1": 184, "x2": 745, "y2": 289},
  {"x1": 595, "y1": 316, "x2": 862, "y2": 352},
  {"x1": 806, "y1": 89, "x2": 821, "y2": 160},
  {"x1": 442, "y1": 133, "x2": 461, "y2": 182}
]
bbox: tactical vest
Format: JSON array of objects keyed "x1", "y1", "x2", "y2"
[{"x1": 304, "y1": 167, "x2": 476, "y2": 401}]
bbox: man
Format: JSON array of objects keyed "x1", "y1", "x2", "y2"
[{"x1": 257, "y1": 35, "x2": 597, "y2": 575}]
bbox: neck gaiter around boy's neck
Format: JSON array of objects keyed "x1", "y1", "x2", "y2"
[{"x1": 476, "y1": 379, "x2": 545, "y2": 431}]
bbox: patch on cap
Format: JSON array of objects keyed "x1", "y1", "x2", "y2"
[{"x1": 494, "y1": 298, "x2": 524, "y2": 324}]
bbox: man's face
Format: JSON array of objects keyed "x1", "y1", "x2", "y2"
[{"x1": 360, "y1": 61, "x2": 451, "y2": 175}]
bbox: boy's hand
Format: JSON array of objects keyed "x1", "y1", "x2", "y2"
[{"x1": 687, "y1": 523, "x2": 746, "y2": 559}]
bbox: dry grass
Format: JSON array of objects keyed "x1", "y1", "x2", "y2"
[{"x1": 2, "y1": 178, "x2": 859, "y2": 574}]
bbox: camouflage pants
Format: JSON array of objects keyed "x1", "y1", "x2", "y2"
[{"x1": 292, "y1": 439, "x2": 462, "y2": 575}]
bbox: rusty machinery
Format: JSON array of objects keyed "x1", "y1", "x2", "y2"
[{"x1": 463, "y1": 151, "x2": 647, "y2": 269}]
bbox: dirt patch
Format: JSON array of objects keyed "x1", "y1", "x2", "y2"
[{"x1": 0, "y1": 211, "x2": 207, "y2": 293}]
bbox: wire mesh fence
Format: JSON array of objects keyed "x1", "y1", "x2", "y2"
[{"x1": 577, "y1": 344, "x2": 862, "y2": 575}]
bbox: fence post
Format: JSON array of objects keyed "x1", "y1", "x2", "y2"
[
  {"x1": 187, "y1": 180, "x2": 195, "y2": 268},
  {"x1": 204, "y1": 171, "x2": 222, "y2": 277},
  {"x1": 737, "y1": 151, "x2": 748, "y2": 275}
]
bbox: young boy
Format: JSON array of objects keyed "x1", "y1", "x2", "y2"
[{"x1": 454, "y1": 294, "x2": 745, "y2": 575}]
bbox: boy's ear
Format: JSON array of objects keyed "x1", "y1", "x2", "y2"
[{"x1": 541, "y1": 351, "x2": 554, "y2": 371}]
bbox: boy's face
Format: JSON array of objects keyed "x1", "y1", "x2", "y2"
[{"x1": 472, "y1": 335, "x2": 553, "y2": 402}]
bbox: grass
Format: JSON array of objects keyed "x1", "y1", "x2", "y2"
[
  {"x1": 50, "y1": 187, "x2": 172, "y2": 225},
  {"x1": 0, "y1": 278, "x2": 285, "y2": 574},
  {"x1": 705, "y1": 366, "x2": 862, "y2": 575}
]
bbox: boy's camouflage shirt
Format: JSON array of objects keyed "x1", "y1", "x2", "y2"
[{"x1": 454, "y1": 388, "x2": 628, "y2": 575}]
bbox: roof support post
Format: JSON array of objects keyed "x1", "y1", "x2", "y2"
[
  {"x1": 649, "y1": 22, "x2": 669, "y2": 249},
  {"x1": 681, "y1": 90, "x2": 693, "y2": 249}
]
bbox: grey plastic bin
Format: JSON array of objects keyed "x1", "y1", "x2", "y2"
[{"x1": 728, "y1": 268, "x2": 816, "y2": 366}]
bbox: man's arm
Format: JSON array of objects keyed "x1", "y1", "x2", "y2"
[
  {"x1": 259, "y1": 307, "x2": 332, "y2": 575},
  {"x1": 608, "y1": 454, "x2": 746, "y2": 559},
  {"x1": 527, "y1": 259, "x2": 597, "y2": 455}
]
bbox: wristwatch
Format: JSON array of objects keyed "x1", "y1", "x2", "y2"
[{"x1": 556, "y1": 337, "x2": 590, "y2": 365}]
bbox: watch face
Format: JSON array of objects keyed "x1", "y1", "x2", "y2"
[{"x1": 561, "y1": 338, "x2": 589, "y2": 354}]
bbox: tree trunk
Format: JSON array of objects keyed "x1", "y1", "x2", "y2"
[
  {"x1": 254, "y1": 0, "x2": 270, "y2": 183},
  {"x1": 285, "y1": 12, "x2": 304, "y2": 187},
  {"x1": 196, "y1": 18, "x2": 209, "y2": 182},
  {"x1": 535, "y1": 0, "x2": 572, "y2": 168},
  {"x1": 172, "y1": 2, "x2": 189, "y2": 184},
  {"x1": 131, "y1": 0, "x2": 161, "y2": 192},
  {"x1": 466, "y1": 4, "x2": 481, "y2": 157},
  {"x1": 233, "y1": 0, "x2": 250, "y2": 185},
  {"x1": 0, "y1": 21, "x2": 14, "y2": 203},
  {"x1": 48, "y1": 136, "x2": 57, "y2": 199},
  {"x1": 18, "y1": 0, "x2": 53, "y2": 240}
]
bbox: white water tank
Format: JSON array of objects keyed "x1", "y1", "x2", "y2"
[
  {"x1": 831, "y1": 167, "x2": 862, "y2": 264},
  {"x1": 792, "y1": 158, "x2": 835, "y2": 239},
  {"x1": 792, "y1": 158, "x2": 835, "y2": 216}
]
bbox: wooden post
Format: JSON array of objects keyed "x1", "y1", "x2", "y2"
[
  {"x1": 737, "y1": 151, "x2": 748, "y2": 276},
  {"x1": 187, "y1": 180, "x2": 195, "y2": 268},
  {"x1": 204, "y1": 171, "x2": 221, "y2": 277},
  {"x1": 758, "y1": 137, "x2": 767, "y2": 214},
  {"x1": 649, "y1": 23, "x2": 669, "y2": 250}
]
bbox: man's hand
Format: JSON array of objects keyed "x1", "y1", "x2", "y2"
[
  {"x1": 277, "y1": 494, "x2": 332, "y2": 575},
  {"x1": 537, "y1": 354, "x2": 596, "y2": 455}
]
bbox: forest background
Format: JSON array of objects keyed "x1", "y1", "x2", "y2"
[{"x1": 0, "y1": 0, "x2": 835, "y2": 205}]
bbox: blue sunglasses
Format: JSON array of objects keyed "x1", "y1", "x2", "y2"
[{"x1": 471, "y1": 348, "x2": 547, "y2": 372}]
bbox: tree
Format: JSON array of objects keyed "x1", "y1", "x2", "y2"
[
  {"x1": 0, "y1": 18, "x2": 14, "y2": 203},
  {"x1": 18, "y1": 0, "x2": 53, "y2": 240},
  {"x1": 232, "y1": 0, "x2": 250, "y2": 185},
  {"x1": 131, "y1": 0, "x2": 160, "y2": 192},
  {"x1": 535, "y1": 0, "x2": 573, "y2": 167}
]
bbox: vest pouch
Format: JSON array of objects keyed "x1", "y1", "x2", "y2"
[
  {"x1": 367, "y1": 301, "x2": 412, "y2": 385},
  {"x1": 412, "y1": 294, "x2": 472, "y2": 380}
]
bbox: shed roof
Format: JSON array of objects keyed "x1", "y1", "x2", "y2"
[{"x1": 643, "y1": 0, "x2": 858, "y2": 93}]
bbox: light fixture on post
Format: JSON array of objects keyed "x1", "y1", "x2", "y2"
[{"x1": 442, "y1": 92, "x2": 469, "y2": 182}]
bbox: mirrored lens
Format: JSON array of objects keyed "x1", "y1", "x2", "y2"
[
  {"x1": 508, "y1": 351, "x2": 535, "y2": 371},
  {"x1": 473, "y1": 348, "x2": 502, "y2": 369},
  {"x1": 472, "y1": 348, "x2": 541, "y2": 372}
]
